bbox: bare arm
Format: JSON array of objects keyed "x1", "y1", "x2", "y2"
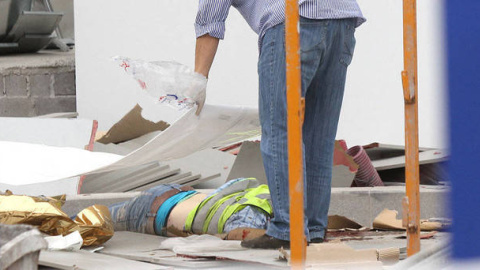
[{"x1": 195, "y1": 34, "x2": 220, "y2": 78}]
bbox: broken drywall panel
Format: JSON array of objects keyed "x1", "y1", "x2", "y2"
[
  {"x1": 0, "y1": 105, "x2": 260, "y2": 186},
  {"x1": 372, "y1": 150, "x2": 448, "y2": 171},
  {"x1": 226, "y1": 140, "x2": 358, "y2": 188},
  {"x1": 100, "y1": 231, "x2": 221, "y2": 268},
  {"x1": 92, "y1": 141, "x2": 132, "y2": 156},
  {"x1": 0, "y1": 177, "x2": 80, "y2": 196},
  {"x1": 96, "y1": 104, "x2": 169, "y2": 144},
  {"x1": 89, "y1": 104, "x2": 260, "y2": 174},
  {"x1": 363, "y1": 142, "x2": 437, "y2": 161},
  {"x1": 378, "y1": 162, "x2": 448, "y2": 185},
  {"x1": 173, "y1": 247, "x2": 287, "y2": 268},
  {"x1": 80, "y1": 163, "x2": 169, "y2": 193},
  {"x1": 36, "y1": 112, "x2": 79, "y2": 118},
  {"x1": 332, "y1": 166, "x2": 356, "y2": 188},
  {"x1": 165, "y1": 148, "x2": 236, "y2": 188},
  {"x1": 107, "y1": 167, "x2": 178, "y2": 193},
  {"x1": 0, "y1": 141, "x2": 123, "y2": 186},
  {"x1": 132, "y1": 172, "x2": 196, "y2": 192},
  {"x1": 226, "y1": 141, "x2": 267, "y2": 185},
  {"x1": 39, "y1": 250, "x2": 168, "y2": 270},
  {"x1": 159, "y1": 234, "x2": 286, "y2": 268},
  {"x1": 183, "y1": 174, "x2": 221, "y2": 188},
  {"x1": 0, "y1": 117, "x2": 95, "y2": 149},
  {"x1": 115, "y1": 131, "x2": 162, "y2": 152}
]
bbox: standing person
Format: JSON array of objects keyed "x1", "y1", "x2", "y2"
[{"x1": 194, "y1": 1, "x2": 365, "y2": 249}]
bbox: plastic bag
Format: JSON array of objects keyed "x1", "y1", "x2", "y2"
[{"x1": 113, "y1": 56, "x2": 207, "y2": 110}]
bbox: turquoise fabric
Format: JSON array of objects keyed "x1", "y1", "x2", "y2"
[{"x1": 154, "y1": 190, "x2": 197, "y2": 235}]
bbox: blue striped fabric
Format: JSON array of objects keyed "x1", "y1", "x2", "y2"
[{"x1": 195, "y1": 0, "x2": 365, "y2": 43}]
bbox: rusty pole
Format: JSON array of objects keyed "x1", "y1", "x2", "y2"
[
  {"x1": 285, "y1": 0, "x2": 306, "y2": 267},
  {"x1": 401, "y1": 0, "x2": 421, "y2": 256}
]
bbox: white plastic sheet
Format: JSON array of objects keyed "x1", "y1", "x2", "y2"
[{"x1": 0, "y1": 105, "x2": 260, "y2": 185}]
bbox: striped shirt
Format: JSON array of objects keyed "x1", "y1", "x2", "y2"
[{"x1": 195, "y1": 0, "x2": 365, "y2": 45}]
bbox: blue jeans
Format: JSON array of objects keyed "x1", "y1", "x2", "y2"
[
  {"x1": 259, "y1": 18, "x2": 356, "y2": 241},
  {"x1": 109, "y1": 184, "x2": 183, "y2": 233}
]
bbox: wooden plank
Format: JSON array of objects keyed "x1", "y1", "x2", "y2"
[{"x1": 39, "y1": 250, "x2": 169, "y2": 270}]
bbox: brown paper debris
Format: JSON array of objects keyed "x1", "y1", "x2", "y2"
[
  {"x1": 96, "y1": 104, "x2": 170, "y2": 144},
  {"x1": 280, "y1": 242, "x2": 388, "y2": 267},
  {"x1": 328, "y1": 215, "x2": 365, "y2": 231},
  {"x1": 0, "y1": 194, "x2": 114, "y2": 246},
  {"x1": 373, "y1": 209, "x2": 443, "y2": 231}
]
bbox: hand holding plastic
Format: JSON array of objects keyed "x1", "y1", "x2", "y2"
[{"x1": 113, "y1": 56, "x2": 207, "y2": 111}]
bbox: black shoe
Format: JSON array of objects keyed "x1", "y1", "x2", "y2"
[
  {"x1": 309, "y1": 238, "x2": 324, "y2": 244},
  {"x1": 241, "y1": 234, "x2": 290, "y2": 249}
]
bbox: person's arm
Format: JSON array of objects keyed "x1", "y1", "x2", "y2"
[
  {"x1": 194, "y1": 34, "x2": 218, "y2": 115},
  {"x1": 195, "y1": 34, "x2": 219, "y2": 78},
  {"x1": 193, "y1": 0, "x2": 232, "y2": 115}
]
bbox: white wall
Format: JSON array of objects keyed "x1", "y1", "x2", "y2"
[{"x1": 75, "y1": 0, "x2": 446, "y2": 148}]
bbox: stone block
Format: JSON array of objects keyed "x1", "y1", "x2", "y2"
[
  {"x1": 329, "y1": 188, "x2": 372, "y2": 227},
  {"x1": 54, "y1": 72, "x2": 76, "y2": 96},
  {"x1": 33, "y1": 96, "x2": 76, "y2": 116},
  {"x1": 370, "y1": 186, "x2": 448, "y2": 221},
  {"x1": 369, "y1": 187, "x2": 405, "y2": 220},
  {"x1": 29, "y1": 74, "x2": 52, "y2": 97},
  {"x1": 5, "y1": 75, "x2": 28, "y2": 97},
  {"x1": 0, "y1": 97, "x2": 35, "y2": 117},
  {"x1": 418, "y1": 186, "x2": 448, "y2": 219}
]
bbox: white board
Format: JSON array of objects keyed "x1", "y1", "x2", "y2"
[
  {"x1": 0, "y1": 105, "x2": 260, "y2": 185},
  {"x1": 0, "y1": 117, "x2": 94, "y2": 149}
]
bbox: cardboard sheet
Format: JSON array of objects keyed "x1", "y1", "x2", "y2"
[
  {"x1": 373, "y1": 209, "x2": 443, "y2": 231},
  {"x1": 280, "y1": 242, "x2": 383, "y2": 269},
  {"x1": 327, "y1": 215, "x2": 364, "y2": 231},
  {"x1": 96, "y1": 104, "x2": 169, "y2": 144},
  {"x1": 0, "y1": 105, "x2": 260, "y2": 185}
]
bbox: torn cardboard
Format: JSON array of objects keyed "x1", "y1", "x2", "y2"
[
  {"x1": 97, "y1": 104, "x2": 170, "y2": 144},
  {"x1": 373, "y1": 209, "x2": 443, "y2": 231},
  {"x1": 327, "y1": 215, "x2": 365, "y2": 231},
  {"x1": 280, "y1": 242, "x2": 384, "y2": 268}
]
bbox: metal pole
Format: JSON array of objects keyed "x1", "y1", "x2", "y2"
[
  {"x1": 285, "y1": 0, "x2": 306, "y2": 267},
  {"x1": 401, "y1": 0, "x2": 421, "y2": 256}
]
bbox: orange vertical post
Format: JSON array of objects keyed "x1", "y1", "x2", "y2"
[
  {"x1": 285, "y1": 0, "x2": 306, "y2": 267},
  {"x1": 401, "y1": 0, "x2": 421, "y2": 256}
]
